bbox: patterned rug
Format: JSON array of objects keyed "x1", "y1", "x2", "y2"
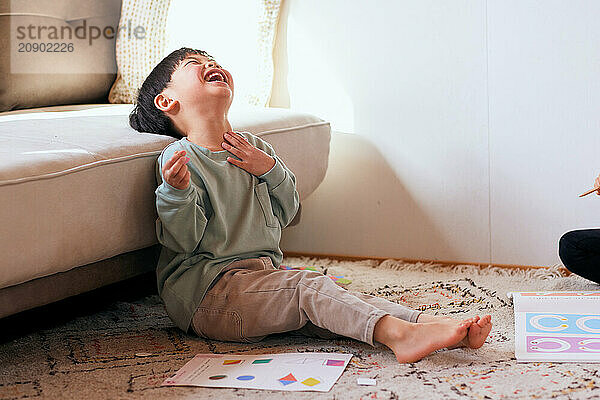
[{"x1": 1, "y1": 256, "x2": 599, "y2": 400}]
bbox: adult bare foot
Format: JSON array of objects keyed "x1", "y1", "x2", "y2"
[{"x1": 373, "y1": 315, "x2": 472, "y2": 363}]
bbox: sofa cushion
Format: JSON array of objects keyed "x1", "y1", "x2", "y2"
[
  {"x1": 0, "y1": 104, "x2": 330, "y2": 290},
  {"x1": 0, "y1": 0, "x2": 122, "y2": 112}
]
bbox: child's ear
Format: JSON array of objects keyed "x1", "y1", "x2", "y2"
[{"x1": 154, "y1": 92, "x2": 178, "y2": 112}]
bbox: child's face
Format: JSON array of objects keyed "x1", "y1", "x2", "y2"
[{"x1": 165, "y1": 53, "x2": 234, "y2": 111}]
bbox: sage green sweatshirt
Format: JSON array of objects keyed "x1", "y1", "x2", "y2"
[{"x1": 154, "y1": 131, "x2": 300, "y2": 332}]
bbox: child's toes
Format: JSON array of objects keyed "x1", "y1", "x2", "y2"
[
  {"x1": 469, "y1": 322, "x2": 482, "y2": 335},
  {"x1": 459, "y1": 320, "x2": 472, "y2": 330},
  {"x1": 465, "y1": 325, "x2": 480, "y2": 349},
  {"x1": 478, "y1": 315, "x2": 491, "y2": 327}
]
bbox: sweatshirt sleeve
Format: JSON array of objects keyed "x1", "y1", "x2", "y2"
[
  {"x1": 255, "y1": 138, "x2": 300, "y2": 228},
  {"x1": 154, "y1": 149, "x2": 208, "y2": 254}
]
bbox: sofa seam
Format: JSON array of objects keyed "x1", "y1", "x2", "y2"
[
  {"x1": 254, "y1": 121, "x2": 330, "y2": 136},
  {"x1": 0, "y1": 151, "x2": 163, "y2": 187},
  {"x1": 0, "y1": 121, "x2": 331, "y2": 187}
]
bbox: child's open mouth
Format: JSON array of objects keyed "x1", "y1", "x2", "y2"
[{"x1": 204, "y1": 69, "x2": 228, "y2": 86}]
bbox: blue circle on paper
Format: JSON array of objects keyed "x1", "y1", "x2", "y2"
[{"x1": 237, "y1": 375, "x2": 255, "y2": 381}]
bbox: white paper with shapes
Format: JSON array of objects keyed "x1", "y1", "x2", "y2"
[{"x1": 162, "y1": 352, "x2": 353, "y2": 392}]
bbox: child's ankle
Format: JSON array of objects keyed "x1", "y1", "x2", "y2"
[{"x1": 373, "y1": 315, "x2": 406, "y2": 345}]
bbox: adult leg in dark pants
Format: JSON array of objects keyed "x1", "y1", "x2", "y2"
[{"x1": 559, "y1": 229, "x2": 600, "y2": 284}]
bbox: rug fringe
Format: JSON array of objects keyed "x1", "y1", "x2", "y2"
[
  {"x1": 375, "y1": 259, "x2": 565, "y2": 280},
  {"x1": 282, "y1": 255, "x2": 565, "y2": 280},
  {"x1": 282, "y1": 256, "x2": 379, "y2": 269}
]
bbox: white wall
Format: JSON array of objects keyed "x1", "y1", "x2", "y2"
[
  {"x1": 272, "y1": 0, "x2": 600, "y2": 266},
  {"x1": 487, "y1": 1, "x2": 600, "y2": 265}
]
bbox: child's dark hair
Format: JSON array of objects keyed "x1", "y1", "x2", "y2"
[{"x1": 129, "y1": 47, "x2": 212, "y2": 138}]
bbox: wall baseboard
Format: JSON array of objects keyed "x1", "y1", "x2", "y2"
[{"x1": 283, "y1": 251, "x2": 572, "y2": 276}]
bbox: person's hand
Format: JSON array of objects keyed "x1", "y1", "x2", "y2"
[
  {"x1": 595, "y1": 174, "x2": 600, "y2": 196},
  {"x1": 162, "y1": 150, "x2": 191, "y2": 190},
  {"x1": 222, "y1": 131, "x2": 276, "y2": 176}
]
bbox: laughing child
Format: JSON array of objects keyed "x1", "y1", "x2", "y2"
[{"x1": 129, "y1": 47, "x2": 492, "y2": 363}]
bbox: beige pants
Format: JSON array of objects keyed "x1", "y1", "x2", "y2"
[{"x1": 191, "y1": 256, "x2": 422, "y2": 346}]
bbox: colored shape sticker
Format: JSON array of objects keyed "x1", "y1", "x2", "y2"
[
  {"x1": 302, "y1": 377, "x2": 321, "y2": 387},
  {"x1": 209, "y1": 375, "x2": 227, "y2": 380},
  {"x1": 223, "y1": 359, "x2": 242, "y2": 365},
  {"x1": 326, "y1": 359, "x2": 345, "y2": 366},
  {"x1": 280, "y1": 266, "x2": 318, "y2": 271},
  {"x1": 236, "y1": 375, "x2": 255, "y2": 381},
  {"x1": 278, "y1": 373, "x2": 298, "y2": 386},
  {"x1": 252, "y1": 358, "x2": 273, "y2": 364}
]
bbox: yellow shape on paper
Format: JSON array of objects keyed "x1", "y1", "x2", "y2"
[
  {"x1": 223, "y1": 360, "x2": 242, "y2": 365},
  {"x1": 302, "y1": 378, "x2": 321, "y2": 387}
]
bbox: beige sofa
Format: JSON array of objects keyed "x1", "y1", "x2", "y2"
[
  {"x1": 0, "y1": 1, "x2": 331, "y2": 318},
  {"x1": 0, "y1": 104, "x2": 331, "y2": 318}
]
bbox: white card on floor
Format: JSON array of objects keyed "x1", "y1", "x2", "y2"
[
  {"x1": 163, "y1": 352, "x2": 353, "y2": 392},
  {"x1": 357, "y1": 378, "x2": 376, "y2": 386}
]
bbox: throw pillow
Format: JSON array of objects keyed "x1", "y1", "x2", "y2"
[
  {"x1": 107, "y1": 0, "x2": 172, "y2": 104},
  {"x1": 108, "y1": 0, "x2": 282, "y2": 109}
]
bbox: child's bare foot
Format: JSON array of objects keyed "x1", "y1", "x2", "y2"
[
  {"x1": 373, "y1": 315, "x2": 472, "y2": 363},
  {"x1": 417, "y1": 313, "x2": 492, "y2": 349},
  {"x1": 465, "y1": 314, "x2": 492, "y2": 349}
]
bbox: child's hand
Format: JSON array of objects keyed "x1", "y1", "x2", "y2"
[
  {"x1": 222, "y1": 132, "x2": 276, "y2": 176},
  {"x1": 162, "y1": 150, "x2": 191, "y2": 190},
  {"x1": 595, "y1": 174, "x2": 600, "y2": 196}
]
